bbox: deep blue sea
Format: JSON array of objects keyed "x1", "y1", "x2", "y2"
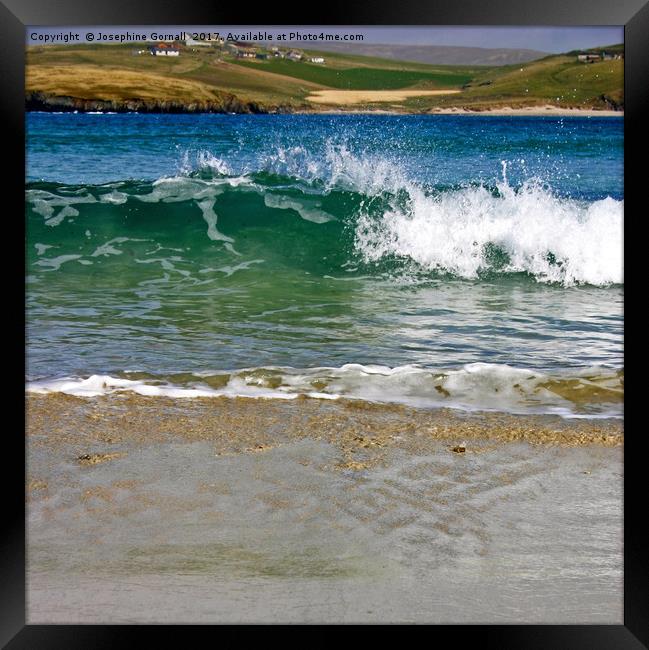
[{"x1": 26, "y1": 113, "x2": 623, "y2": 416}]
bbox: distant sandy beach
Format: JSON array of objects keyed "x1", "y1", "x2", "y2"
[
  {"x1": 309, "y1": 103, "x2": 623, "y2": 117},
  {"x1": 304, "y1": 90, "x2": 622, "y2": 116},
  {"x1": 427, "y1": 105, "x2": 624, "y2": 117},
  {"x1": 306, "y1": 89, "x2": 462, "y2": 104}
]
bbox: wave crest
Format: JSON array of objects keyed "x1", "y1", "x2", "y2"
[
  {"x1": 27, "y1": 146, "x2": 623, "y2": 287},
  {"x1": 354, "y1": 176, "x2": 623, "y2": 286}
]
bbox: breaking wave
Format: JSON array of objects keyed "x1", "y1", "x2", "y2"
[{"x1": 27, "y1": 145, "x2": 623, "y2": 286}]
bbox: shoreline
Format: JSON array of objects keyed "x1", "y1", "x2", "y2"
[
  {"x1": 26, "y1": 107, "x2": 624, "y2": 117},
  {"x1": 312, "y1": 106, "x2": 624, "y2": 117},
  {"x1": 27, "y1": 392, "x2": 623, "y2": 464},
  {"x1": 423, "y1": 105, "x2": 623, "y2": 117},
  {"x1": 25, "y1": 97, "x2": 623, "y2": 118}
]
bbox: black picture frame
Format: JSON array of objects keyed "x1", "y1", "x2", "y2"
[{"x1": 3, "y1": 0, "x2": 645, "y2": 644}]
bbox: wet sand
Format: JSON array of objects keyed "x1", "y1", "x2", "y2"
[{"x1": 27, "y1": 393, "x2": 623, "y2": 623}]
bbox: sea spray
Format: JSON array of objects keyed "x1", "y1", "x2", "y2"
[{"x1": 27, "y1": 150, "x2": 623, "y2": 286}]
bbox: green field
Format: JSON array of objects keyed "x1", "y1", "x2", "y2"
[
  {"x1": 233, "y1": 57, "x2": 476, "y2": 89},
  {"x1": 25, "y1": 42, "x2": 624, "y2": 112}
]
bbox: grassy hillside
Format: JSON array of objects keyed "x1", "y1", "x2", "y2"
[
  {"x1": 26, "y1": 44, "x2": 323, "y2": 106},
  {"x1": 279, "y1": 43, "x2": 549, "y2": 66},
  {"x1": 25, "y1": 42, "x2": 624, "y2": 112},
  {"x1": 405, "y1": 53, "x2": 623, "y2": 111},
  {"x1": 232, "y1": 55, "x2": 476, "y2": 89}
]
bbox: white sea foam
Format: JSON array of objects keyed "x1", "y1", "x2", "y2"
[
  {"x1": 263, "y1": 194, "x2": 336, "y2": 224},
  {"x1": 254, "y1": 144, "x2": 624, "y2": 286},
  {"x1": 33, "y1": 254, "x2": 82, "y2": 271},
  {"x1": 91, "y1": 236, "x2": 138, "y2": 257},
  {"x1": 27, "y1": 190, "x2": 95, "y2": 226},
  {"x1": 196, "y1": 198, "x2": 234, "y2": 243},
  {"x1": 26, "y1": 374, "x2": 299, "y2": 400},
  {"x1": 353, "y1": 176, "x2": 623, "y2": 286},
  {"x1": 34, "y1": 243, "x2": 54, "y2": 255},
  {"x1": 99, "y1": 190, "x2": 128, "y2": 204},
  {"x1": 26, "y1": 363, "x2": 623, "y2": 418}
]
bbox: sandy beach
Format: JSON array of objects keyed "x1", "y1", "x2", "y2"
[
  {"x1": 27, "y1": 393, "x2": 623, "y2": 624},
  {"x1": 306, "y1": 89, "x2": 462, "y2": 105},
  {"x1": 308, "y1": 104, "x2": 623, "y2": 116},
  {"x1": 425, "y1": 105, "x2": 623, "y2": 117},
  {"x1": 304, "y1": 89, "x2": 622, "y2": 116}
]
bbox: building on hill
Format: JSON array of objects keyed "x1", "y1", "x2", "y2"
[
  {"x1": 229, "y1": 41, "x2": 257, "y2": 58},
  {"x1": 287, "y1": 50, "x2": 303, "y2": 61},
  {"x1": 309, "y1": 56, "x2": 325, "y2": 64},
  {"x1": 149, "y1": 43, "x2": 181, "y2": 56},
  {"x1": 577, "y1": 53, "x2": 601, "y2": 63}
]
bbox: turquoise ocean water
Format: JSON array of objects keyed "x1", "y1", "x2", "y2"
[{"x1": 26, "y1": 113, "x2": 623, "y2": 417}]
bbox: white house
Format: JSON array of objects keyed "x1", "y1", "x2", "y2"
[{"x1": 150, "y1": 43, "x2": 180, "y2": 56}]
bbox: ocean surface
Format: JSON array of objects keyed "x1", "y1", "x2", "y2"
[{"x1": 26, "y1": 113, "x2": 623, "y2": 417}]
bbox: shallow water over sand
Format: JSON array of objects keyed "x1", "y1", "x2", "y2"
[{"x1": 27, "y1": 394, "x2": 622, "y2": 623}]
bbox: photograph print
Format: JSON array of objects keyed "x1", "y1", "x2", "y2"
[{"x1": 25, "y1": 24, "x2": 623, "y2": 624}]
